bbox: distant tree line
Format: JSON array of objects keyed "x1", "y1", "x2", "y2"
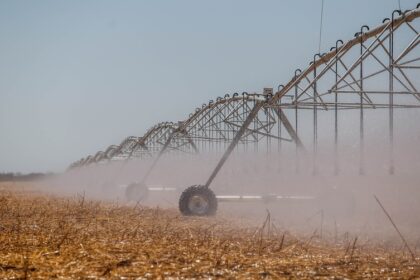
[{"x1": 0, "y1": 172, "x2": 54, "y2": 182}]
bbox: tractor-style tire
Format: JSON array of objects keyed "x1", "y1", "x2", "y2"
[
  {"x1": 179, "y1": 185, "x2": 218, "y2": 216},
  {"x1": 125, "y1": 182, "x2": 149, "y2": 202}
]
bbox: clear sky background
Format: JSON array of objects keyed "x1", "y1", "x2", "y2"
[{"x1": 0, "y1": 0, "x2": 418, "y2": 173}]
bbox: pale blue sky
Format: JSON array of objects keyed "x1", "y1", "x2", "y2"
[{"x1": 0, "y1": 0, "x2": 417, "y2": 172}]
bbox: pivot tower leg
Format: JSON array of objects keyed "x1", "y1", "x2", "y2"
[{"x1": 204, "y1": 102, "x2": 264, "y2": 188}]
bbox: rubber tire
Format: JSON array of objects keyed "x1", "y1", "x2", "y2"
[
  {"x1": 179, "y1": 185, "x2": 218, "y2": 216},
  {"x1": 125, "y1": 182, "x2": 149, "y2": 202}
]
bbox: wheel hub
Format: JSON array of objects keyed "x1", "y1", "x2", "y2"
[{"x1": 188, "y1": 195, "x2": 209, "y2": 215}]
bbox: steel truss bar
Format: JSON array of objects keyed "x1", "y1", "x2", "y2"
[
  {"x1": 69, "y1": 4, "x2": 420, "y2": 180},
  {"x1": 271, "y1": 7, "x2": 419, "y2": 104},
  {"x1": 204, "y1": 102, "x2": 264, "y2": 188}
]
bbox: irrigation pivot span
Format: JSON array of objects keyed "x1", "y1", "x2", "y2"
[{"x1": 69, "y1": 4, "x2": 420, "y2": 216}]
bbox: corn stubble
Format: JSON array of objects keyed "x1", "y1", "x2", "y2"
[{"x1": 0, "y1": 183, "x2": 418, "y2": 279}]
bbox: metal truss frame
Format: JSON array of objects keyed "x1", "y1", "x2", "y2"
[{"x1": 69, "y1": 5, "x2": 420, "y2": 184}]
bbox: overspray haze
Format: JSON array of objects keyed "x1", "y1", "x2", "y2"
[{"x1": 42, "y1": 110, "x2": 420, "y2": 248}]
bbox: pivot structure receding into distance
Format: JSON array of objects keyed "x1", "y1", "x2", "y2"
[{"x1": 69, "y1": 4, "x2": 420, "y2": 216}]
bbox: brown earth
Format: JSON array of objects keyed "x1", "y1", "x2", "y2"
[{"x1": 0, "y1": 183, "x2": 419, "y2": 279}]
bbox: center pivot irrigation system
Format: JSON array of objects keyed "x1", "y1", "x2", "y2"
[{"x1": 70, "y1": 5, "x2": 420, "y2": 216}]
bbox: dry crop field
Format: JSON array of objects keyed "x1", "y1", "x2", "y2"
[{"x1": 0, "y1": 183, "x2": 419, "y2": 279}]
